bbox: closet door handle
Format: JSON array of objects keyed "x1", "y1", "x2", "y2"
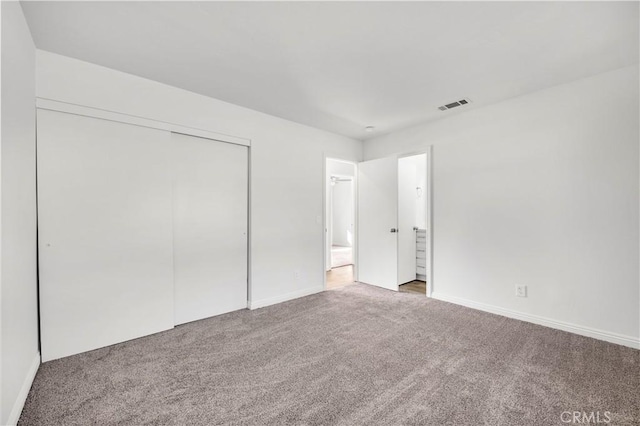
[{"x1": 390, "y1": 228, "x2": 397, "y2": 233}]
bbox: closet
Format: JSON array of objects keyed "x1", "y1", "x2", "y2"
[
  {"x1": 37, "y1": 109, "x2": 248, "y2": 361},
  {"x1": 398, "y1": 154, "x2": 428, "y2": 286}
]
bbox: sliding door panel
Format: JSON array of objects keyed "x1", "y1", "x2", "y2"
[
  {"x1": 37, "y1": 109, "x2": 174, "y2": 361},
  {"x1": 172, "y1": 133, "x2": 248, "y2": 325}
]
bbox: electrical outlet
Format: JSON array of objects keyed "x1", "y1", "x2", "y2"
[
  {"x1": 515, "y1": 285, "x2": 527, "y2": 298},
  {"x1": 294, "y1": 269, "x2": 301, "y2": 281}
]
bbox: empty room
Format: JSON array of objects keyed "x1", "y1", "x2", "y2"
[{"x1": 1, "y1": 1, "x2": 638, "y2": 425}]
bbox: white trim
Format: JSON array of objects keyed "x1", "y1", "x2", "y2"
[
  {"x1": 323, "y1": 155, "x2": 329, "y2": 276},
  {"x1": 248, "y1": 286, "x2": 323, "y2": 310},
  {"x1": 425, "y1": 146, "x2": 433, "y2": 298},
  {"x1": 36, "y1": 97, "x2": 251, "y2": 147},
  {"x1": 6, "y1": 352, "x2": 40, "y2": 426},
  {"x1": 431, "y1": 292, "x2": 640, "y2": 349},
  {"x1": 246, "y1": 147, "x2": 252, "y2": 309}
]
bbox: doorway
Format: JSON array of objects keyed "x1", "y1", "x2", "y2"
[
  {"x1": 398, "y1": 154, "x2": 428, "y2": 295},
  {"x1": 325, "y1": 158, "x2": 356, "y2": 289},
  {"x1": 357, "y1": 150, "x2": 431, "y2": 296}
]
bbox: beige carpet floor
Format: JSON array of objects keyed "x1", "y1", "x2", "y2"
[{"x1": 19, "y1": 284, "x2": 639, "y2": 425}]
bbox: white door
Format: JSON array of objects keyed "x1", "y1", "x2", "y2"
[
  {"x1": 398, "y1": 157, "x2": 418, "y2": 284},
  {"x1": 37, "y1": 110, "x2": 175, "y2": 361},
  {"x1": 172, "y1": 133, "x2": 248, "y2": 325},
  {"x1": 357, "y1": 156, "x2": 398, "y2": 291}
]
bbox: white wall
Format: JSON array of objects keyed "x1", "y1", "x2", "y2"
[
  {"x1": 1, "y1": 2, "x2": 40, "y2": 424},
  {"x1": 364, "y1": 65, "x2": 640, "y2": 347},
  {"x1": 36, "y1": 50, "x2": 362, "y2": 309}
]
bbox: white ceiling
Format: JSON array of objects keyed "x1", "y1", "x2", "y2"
[{"x1": 21, "y1": 1, "x2": 639, "y2": 140}]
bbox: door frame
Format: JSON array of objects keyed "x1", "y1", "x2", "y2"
[
  {"x1": 397, "y1": 147, "x2": 433, "y2": 297},
  {"x1": 323, "y1": 156, "x2": 358, "y2": 290}
]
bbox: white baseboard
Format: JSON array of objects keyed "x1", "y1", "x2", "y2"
[
  {"x1": 6, "y1": 352, "x2": 40, "y2": 425},
  {"x1": 249, "y1": 286, "x2": 323, "y2": 310},
  {"x1": 431, "y1": 292, "x2": 639, "y2": 350}
]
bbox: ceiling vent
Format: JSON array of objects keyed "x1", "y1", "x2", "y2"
[{"x1": 438, "y1": 98, "x2": 471, "y2": 111}]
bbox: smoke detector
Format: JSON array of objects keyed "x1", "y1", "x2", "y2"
[{"x1": 437, "y1": 98, "x2": 471, "y2": 111}]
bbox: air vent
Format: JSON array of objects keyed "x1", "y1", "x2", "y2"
[{"x1": 438, "y1": 98, "x2": 471, "y2": 111}]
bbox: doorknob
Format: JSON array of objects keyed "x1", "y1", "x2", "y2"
[{"x1": 390, "y1": 228, "x2": 397, "y2": 233}]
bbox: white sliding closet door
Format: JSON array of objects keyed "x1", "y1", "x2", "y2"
[
  {"x1": 172, "y1": 133, "x2": 248, "y2": 325},
  {"x1": 37, "y1": 109, "x2": 175, "y2": 362}
]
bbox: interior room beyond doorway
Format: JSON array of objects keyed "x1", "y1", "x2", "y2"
[
  {"x1": 326, "y1": 159, "x2": 356, "y2": 289},
  {"x1": 398, "y1": 153, "x2": 428, "y2": 295}
]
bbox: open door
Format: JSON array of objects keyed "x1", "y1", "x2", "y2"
[{"x1": 357, "y1": 156, "x2": 398, "y2": 291}]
